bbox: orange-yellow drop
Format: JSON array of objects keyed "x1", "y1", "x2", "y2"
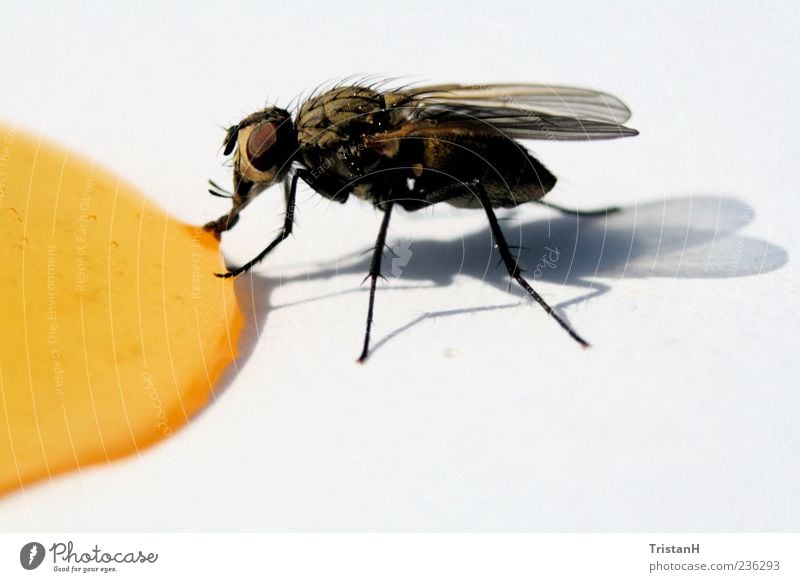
[{"x1": 0, "y1": 123, "x2": 243, "y2": 495}]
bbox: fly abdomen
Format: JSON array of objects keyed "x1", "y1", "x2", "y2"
[{"x1": 406, "y1": 135, "x2": 556, "y2": 208}]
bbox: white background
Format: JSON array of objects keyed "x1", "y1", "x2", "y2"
[{"x1": 1, "y1": 0, "x2": 798, "y2": 531}]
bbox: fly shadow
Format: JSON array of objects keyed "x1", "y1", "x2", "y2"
[{"x1": 214, "y1": 194, "x2": 788, "y2": 372}]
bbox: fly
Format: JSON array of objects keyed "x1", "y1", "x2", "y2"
[{"x1": 203, "y1": 80, "x2": 639, "y2": 362}]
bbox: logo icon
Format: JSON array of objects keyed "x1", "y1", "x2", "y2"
[
  {"x1": 20, "y1": 542, "x2": 45, "y2": 570},
  {"x1": 391, "y1": 238, "x2": 413, "y2": 277}
]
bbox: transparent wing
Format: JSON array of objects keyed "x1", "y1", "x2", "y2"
[
  {"x1": 409, "y1": 83, "x2": 633, "y2": 123},
  {"x1": 396, "y1": 83, "x2": 638, "y2": 141}
]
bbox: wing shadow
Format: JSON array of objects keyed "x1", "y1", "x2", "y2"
[{"x1": 219, "y1": 194, "x2": 789, "y2": 362}]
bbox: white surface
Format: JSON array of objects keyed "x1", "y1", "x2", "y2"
[{"x1": 1, "y1": 0, "x2": 798, "y2": 531}]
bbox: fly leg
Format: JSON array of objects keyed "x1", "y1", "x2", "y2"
[
  {"x1": 215, "y1": 172, "x2": 302, "y2": 279},
  {"x1": 203, "y1": 177, "x2": 255, "y2": 238},
  {"x1": 477, "y1": 187, "x2": 590, "y2": 348},
  {"x1": 357, "y1": 201, "x2": 395, "y2": 363},
  {"x1": 203, "y1": 203, "x2": 246, "y2": 238},
  {"x1": 533, "y1": 199, "x2": 621, "y2": 217}
]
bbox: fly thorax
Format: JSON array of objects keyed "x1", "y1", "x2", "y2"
[{"x1": 297, "y1": 86, "x2": 390, "y2": 180}]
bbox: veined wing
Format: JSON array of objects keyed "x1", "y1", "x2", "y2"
[
  {"x1": 394, "y1": 83, "x2": 638, "y2": 141},
  {"x1": 409, "y1": 83, "x2": 633, "y2": 123}
]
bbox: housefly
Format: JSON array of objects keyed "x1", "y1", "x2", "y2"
[{"x1": 203, "y1": 81, "x2": 639, "y2": 362}]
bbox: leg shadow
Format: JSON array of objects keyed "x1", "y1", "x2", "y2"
[{"x1": 218, "y1": 194, "x2": 789, "y2": 361}]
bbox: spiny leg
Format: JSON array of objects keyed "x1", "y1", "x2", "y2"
[
  {"x1": 357, "y1": 201, "x2": 395, "y2": 363},
  {"x1": 534, "y1": 199, "x2": 621, "y2": 217},
  {"x1": 477, "y1": 187, "x2": 590, "y2": 348},
  {"x1": 215, "y1": 172, "x2": 301, "y2": 279}
]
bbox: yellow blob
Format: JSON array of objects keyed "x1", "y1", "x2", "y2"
[{"x1": 0, "y1": 123, "x2": 243, "y2": 495}]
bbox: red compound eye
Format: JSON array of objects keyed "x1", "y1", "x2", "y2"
[{"x1": 246, "y1": 122, "x2": 279, "y2": 171}]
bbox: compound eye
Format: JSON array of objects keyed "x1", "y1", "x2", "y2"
[{"x1": 246, "y1": 121, "x2": 279, "y2": 171}]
